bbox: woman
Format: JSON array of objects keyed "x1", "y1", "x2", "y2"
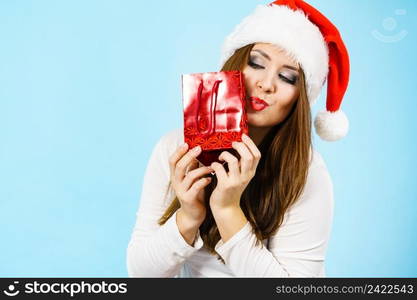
[{"x1": 127, "y1": 0, "x2": 350, "y2": 277}]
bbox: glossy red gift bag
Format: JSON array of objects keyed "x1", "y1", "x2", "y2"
[{"x1": 182, "y1": 71, "x2": 248, "y2": 166}]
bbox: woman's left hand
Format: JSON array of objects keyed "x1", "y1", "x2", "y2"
[{"x1": 209, "y1": 133, "x2": 261, "y2": 210}]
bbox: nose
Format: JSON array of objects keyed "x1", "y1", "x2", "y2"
[{"x1": 256, "y1": 73, "x2": 276, "y2": 94}]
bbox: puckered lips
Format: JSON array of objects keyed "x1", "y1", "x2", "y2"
[{"x1": 248, "y1": 96, "x2": 269, "y2": 111}]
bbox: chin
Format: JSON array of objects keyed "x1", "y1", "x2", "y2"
[{"x1": 247, "y1": 114, "x2": 274, "y2": 128}]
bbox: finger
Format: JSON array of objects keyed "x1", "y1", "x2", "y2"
[
  {"x1": 210, "y1": 161, "x2": 228, "y2": 182},
  {"x1": 232, "y1": 141, "x2": 254, "y2": 174},
  {"x1": 174, "y1": 145, "x2": 202, "y2": 181},
  {"x1": 218, "y1": 151, "x2": 240, "y2": 176},
  {"x1": 169, "y1": 143, "x2": 189, "y2": 177},
  {"x1": 185, "y1": 159, "x2": 199, "y2": 174},
  {"x1": 187, "y1": 177, "x2": 212, "y2": 200},
  {"x1": 242, "y1": 133, "x2": 262, "y2": 164},
  {"x1": 182, "y1": 166, "x2": 214, "y2": 191}
]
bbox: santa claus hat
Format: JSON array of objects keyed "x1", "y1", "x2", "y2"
[{"x1": 219, "y1": 0, "x2": 350, "y2": 141}]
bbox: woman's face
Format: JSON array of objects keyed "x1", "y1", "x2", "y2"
[{"x1": 243, "y1": 43, "x2": 301, "y2": 128}]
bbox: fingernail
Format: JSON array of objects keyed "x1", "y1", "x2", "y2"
[
  {"x1": 182, "y1": 143, "x2": 188, "y2": 149},
  {"x1": 192, "y1": 146, "x2": 201, "y2": 153}
]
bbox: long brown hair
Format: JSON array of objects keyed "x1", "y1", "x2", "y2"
[{"x1": 159, "y1": 43, "x2": 312, "y2": 262}]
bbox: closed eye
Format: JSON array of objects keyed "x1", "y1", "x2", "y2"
[
  {"x1": 248, "y1": 60, "x2": 264, "y2": 69},
  {"x1": 249, "y1": 59, "x2": 297, "y2": 85},
  {"x1": 279, "y1": 74, "x2": 297, "y2": 85}
]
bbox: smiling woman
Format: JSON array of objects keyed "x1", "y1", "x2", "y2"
[{"x1": 127, "y1": 0, "x2": 350, "y2": 278}]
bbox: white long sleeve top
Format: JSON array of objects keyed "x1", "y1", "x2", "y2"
[{"x1": 126, "y1": 128, "x2": 334, "y2": 277}]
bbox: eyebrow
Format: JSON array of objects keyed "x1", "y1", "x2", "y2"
[{"x1": 252, "y1": 49, "x2": 299, "y2": 71}]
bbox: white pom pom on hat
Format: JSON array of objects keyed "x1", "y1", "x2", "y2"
[
  {"x1": 314, "y1": 110, "x2": 349, "y2": 141},
  {"x1": 219, "y1": 0, "x2": 350, "y2": 141}
]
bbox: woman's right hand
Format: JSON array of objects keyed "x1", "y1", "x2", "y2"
[{"x1": 169, "y1": 143, "x2": 213, "y2": 228}]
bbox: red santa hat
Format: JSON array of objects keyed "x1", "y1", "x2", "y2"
[{"x1": 219, "y1": 0, "x2": 350, "y2": 141}]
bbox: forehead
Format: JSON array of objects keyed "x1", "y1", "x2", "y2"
[{"x1": 252, "y1": 43, "x2": 299, "y2": 67}]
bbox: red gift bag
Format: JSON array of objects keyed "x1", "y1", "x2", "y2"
[{"x1": 182, "y1": 71, "x2": 248, "y2": 166}]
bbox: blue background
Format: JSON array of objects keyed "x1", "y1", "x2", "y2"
[{"x1": 1, "y1": 0, "x2": 416, "y2": 277}]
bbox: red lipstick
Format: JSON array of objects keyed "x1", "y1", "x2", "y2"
[{"x1": 249, "y1": 97, "x2": 269, "y2": 111}]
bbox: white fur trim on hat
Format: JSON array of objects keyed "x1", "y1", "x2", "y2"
[
  {"x1": 219, "y1": 4, "x2": 329, "y2": 106},
  {"x1": 314, "y1": 110, "x2": 349, "y2": 141}
]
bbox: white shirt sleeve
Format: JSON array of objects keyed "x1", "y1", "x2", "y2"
[
  {"x1": 126, "y1": 129, "x2": 204, "y2": 277},
  {"x1": 214, "y1": 150, "x2": 334, "y2": 277}
]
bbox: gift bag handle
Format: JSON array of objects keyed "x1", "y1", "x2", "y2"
[{"x1": 195, "y1": 79, "x2": 222, "y2": 136}]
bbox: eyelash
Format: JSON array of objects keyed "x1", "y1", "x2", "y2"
[{"x1": 248, "y1": 60, "x2": 297, "y2": 85}]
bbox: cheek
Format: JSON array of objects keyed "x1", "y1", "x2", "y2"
[
  {"x1": 242, "y1": 68, "x2": 256, "y2": 91},
  {"x1": 270, "y1": 86, "x2": 299, "y2": 119},
  {"x1": 273, "y1": 83, "x2": 299, "y2": 106}
]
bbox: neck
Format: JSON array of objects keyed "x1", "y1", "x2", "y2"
[{"x1": 248, "y1": 125, "x2": 272, "y2": 146}]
